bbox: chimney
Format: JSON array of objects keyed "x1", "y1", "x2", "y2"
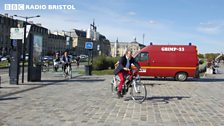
[
  {"x1": 36, "y1": 23, "x2": 42, "y2": 27},
  {"x1": 4, "y1": 13, "x2": 8, "y2": 17}
]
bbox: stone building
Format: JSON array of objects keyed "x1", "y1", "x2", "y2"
[
  {"x1": 110, "y1": 38, "x2": 145, "y2": 57},
  {"x1": 0, "y1": 14, "x2": 18, "y2": 55},
  {"x1": 0, "y1": 14, "x2": 49, "y2": 56},
  {"x1": 71, "y1": 29, "x2": 111, "y2": 56},
  {"x1": 46, "y1": 32, "x2": 66, "y2": 55},
  {"x1": 0, "y1": 13, "x2": 110, "y2": 57}
]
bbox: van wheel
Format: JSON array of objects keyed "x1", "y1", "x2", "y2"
[{"x1": 175, "y1": 72, "x2": 187, "y2": 81}]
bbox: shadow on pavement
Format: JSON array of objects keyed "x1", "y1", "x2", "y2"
[
  {"x1": 141, "y1": 77, "x2": 224, "y2": 83},
  {"x1": 0, "y1": 87, "x2": 19, "y2": 89},
  {"x1": 67, "y1": 76, "x2": 105, "y2": 82},
  {"x1": 123, "y1": 96, "x2": 190, "y2": 104},
  {"x1": 0, "y1": 75, "x2": 104, "y2": 99},
  {"x1": 19, "y1": 80, "x2": 65, "y2": 85},
  {"x1": 0, "y1": 96, "x2": 21, "y2": 101},
  {"x1": 142, "y1": 83, "x2": 165, "y2": 86},
  {"x1": 188, "y1": 78, "x2": 224, "y2": 82},
  {"x1": 141, "y1": 77, "x2": 175, "y2": 81},
  {"x1": 146, "y1": 96, "x2": 190, "y2": 104},
  {"x1": 0, "y1": 79, "x2": 65, "y2": 98}
]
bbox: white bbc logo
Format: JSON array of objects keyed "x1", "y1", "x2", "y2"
[
  {"x1": 11, "y1": 4, "x2": 18, "y2": 10},
  {"x1": 4, "y1": 4, "x2": 24, "y2": 10},
  {"x1": 18, "y1": 4, "x2": 24, "y2": 10},
  {"x1": 4, "y1": 4, "x2": 11, "y2": 10}
]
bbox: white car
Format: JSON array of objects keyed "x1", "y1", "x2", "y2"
[
  {"x1": 0, "y1": 57, "x2": 8, "y2": 61},
  {"x1": 79, "y1": 54, "x2": 88, "y2": 59}
]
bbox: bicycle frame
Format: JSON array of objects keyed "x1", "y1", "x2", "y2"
[
  {"x1": 113, "y1": 70, "x2": 139, "y2": 94},
  {"x1": 63, "y1": 63, "x2": 72, "y2": 78},
  {"x1": 111, "y1": 69, "x2": 147, "y2": 103}
]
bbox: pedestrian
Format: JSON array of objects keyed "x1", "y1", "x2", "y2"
[{"x1": 76, "y1": 56, "x2": 80, "y2": 68}]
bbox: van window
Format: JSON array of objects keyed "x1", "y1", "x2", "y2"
[{"x1": 135, "y1": 52, "x2": 148, "y2": 61}]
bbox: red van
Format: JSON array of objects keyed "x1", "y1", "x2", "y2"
[{"x1": 134, "y1": 44, "x2": 199, "y2": 81}]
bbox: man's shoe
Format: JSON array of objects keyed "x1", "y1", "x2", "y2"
[
  {"x1": 117, "y1": 91, "x2": 123, "y2": 98},
  {"x1": 126, "y1": 81, "x2": 132, "y2": 87},
  {"x1": 126, "y1": 88, "x2": 129, "y2": 92}
]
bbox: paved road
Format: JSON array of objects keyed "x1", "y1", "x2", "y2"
[{"x1": 0, "y1": 66, "x2": 224, "y2": 126}]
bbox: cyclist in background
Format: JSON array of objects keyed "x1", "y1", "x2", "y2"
[{"x1": 61, "y1": 50, "x2": 72, "y2": 74}]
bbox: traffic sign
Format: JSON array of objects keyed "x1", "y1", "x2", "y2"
[
  {"x1": 10, "y1": 28, "x2": 24, "y2": 39},
  {"x1": 85, "y1": 42, "x2": 93, "y2": 49}
]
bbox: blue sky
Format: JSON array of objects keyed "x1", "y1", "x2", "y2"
[{"x1": 1, "y1": 0, "x2": 224, "y2": 53}]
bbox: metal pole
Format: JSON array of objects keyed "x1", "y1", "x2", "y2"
[
  {"x1": 22, "y1": 18, "x2": 27, "y2": 83},
  {"x1": 88, "y1": 49, "x2": 90, "y2": 66},
  {"x1": 69, "y1": 32, "x2": 71, "y2": 50},
  {"x1": 91, "y1": 49, "x2": 93, "y2": 65},
  {"x1": 0, "y1": 76, "x2": 1, "y2": 88}
]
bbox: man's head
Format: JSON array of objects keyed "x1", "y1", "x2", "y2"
[
  {"x1": 55, "y1": 52, "x2": 59, "y2": 57},
  {"x1": 64, "y1": 50, "x2": 68, "y2": 56},
  {"x1": 125, "y1": 49, "x2": 132, "y2": 59}
]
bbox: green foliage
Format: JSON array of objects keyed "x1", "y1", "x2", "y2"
[
  {"x1": 92, "y1": 69, "x2": 114, "y2": 75},
  {"x1": 0, "y1": 61, "x2": 9, "y2": 68},
  {"x1": 106, "y1": 56, "x2": 120, "y2": 69},
  {"x1": 92, "y1": 55, "x2": 120, "y2": 70},
  {"x1": 92, "y1": 55, "x2": 108, "y2": 70},
  {"x1": 205, "y1": 53, "x2": 219, "y2": 60},
  {"x1": 78, "y1": 69, "x2": 114, "y2": 75},
  {"x1": 198, "y1": 53, "x2": 204, "y2": 59}
]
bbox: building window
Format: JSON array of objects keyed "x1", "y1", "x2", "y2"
[{"x1": 1, "y1": 17, "x2": 4, "y2": 24}]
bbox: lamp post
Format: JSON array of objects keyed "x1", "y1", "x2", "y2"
[
  {"x1": 90, "y1": 20, "x2": 97, "y2": 64},
  {"x1": 13, "y1": 14, "x2": 40, "y2": 83}
]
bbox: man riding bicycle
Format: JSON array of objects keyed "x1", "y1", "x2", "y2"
[
  {"x1": 61, "y1": 50, "x2": 72, "y2": 75},
  {"x1": 114, "y1": 49, "x2": 141, "y2": 98}
]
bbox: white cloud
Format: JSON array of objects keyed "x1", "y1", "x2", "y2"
[
  {"x1": 127, "y1": 11, "x2": 136, "y2": 16},
  {"x1": 148, "y1": 20, "x2": 158, "y2": 24},
  {"x1": 197, "y1": 21, "x2": 224, "y2": 34}
]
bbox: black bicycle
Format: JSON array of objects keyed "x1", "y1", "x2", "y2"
[
  {"x1": 63, "y1": 63, "x2": 72, "y2": 79},
  {"x1": 41, "y1": 60, "x2": 49, "y2": 72}
]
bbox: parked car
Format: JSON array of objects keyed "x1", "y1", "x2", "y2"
[
  {"x1": 79, "y1": 54, "x2": 88, "y2": 59},
  {"x1": 0, "y1": 57, "x2": 8, "y2": 61},
  {"x1": 42, "y1": 56, "x2": 53, "y2": 61},
  {"x1": 20, "y1": 54, "x2": 29, "y2": 61},
  {"x1": 0, "y1": 55, "x2": 3, "y2": 61}
]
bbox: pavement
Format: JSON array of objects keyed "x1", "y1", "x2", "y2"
[{"x1": 0, "y1": 64, "x2": 224, "y2": 126}]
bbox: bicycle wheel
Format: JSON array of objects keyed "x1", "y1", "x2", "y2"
[
  {"x1": 64, "y1": 67, "x2": 68, "y2": 78},
  {"x1": 42, "y1": 65, "x2": 47, "y2": 72},
  {"x1": 68, "y1": 66, "x2": 72, "y2": 79},
  {"x1": 130, "y1": 80, "x2": 147, "y2": 103},
  {"x1": 111, "y1": 76, "x2": 119, "y2": 96}
]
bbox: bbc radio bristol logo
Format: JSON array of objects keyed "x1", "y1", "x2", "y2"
[{"x1": 4, "y1": 4, "x2": 76, "y2": 11}]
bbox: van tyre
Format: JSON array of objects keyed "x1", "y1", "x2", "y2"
[{"x1": 175, "y1": 72, "x2": 187, "y2": 81}]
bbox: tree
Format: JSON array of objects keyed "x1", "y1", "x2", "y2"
[
  {"x1": 198, "y1": 53, "x2": 204, "y2": 59},
  {"x1": 205, "y1": 53, "x2": 219, "y2": 60}
]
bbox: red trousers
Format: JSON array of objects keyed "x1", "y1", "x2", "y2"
[{"x1": 117, "y1": 70, "x2": 132, "y2": 92}]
